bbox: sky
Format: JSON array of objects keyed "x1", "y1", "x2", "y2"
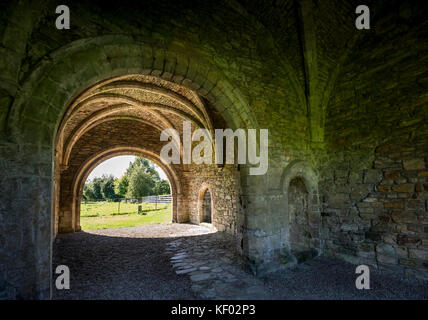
[{"x1": 86, "y1": 155, "x2": 167, "y2": 181}]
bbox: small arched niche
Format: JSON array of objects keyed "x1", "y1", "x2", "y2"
[
  {"x1": 288, "y1": 177, "x2": 311, "y2": 252},
  {"x1": 280, "y1": 161, "x2": 321, "y2": 264},
  {"x1": 202, "y1": 189, "x2": 212, "y2": 223},
  {"x1": 198, "y1": 186, "x2": 213, "y2": 224}
]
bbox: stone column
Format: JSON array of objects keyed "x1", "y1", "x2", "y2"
[{"x1": 0, "y1": 141, "x2": 52, "y2": 299}]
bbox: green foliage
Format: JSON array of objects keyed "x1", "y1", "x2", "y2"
[
  {"x1": 125, "y1": 157, "x2": 169, "y2": 198},
  {"x1": 83, "y1": 184, "x2": 96, "y2": 200},
  {"x1": 126, "y1": 157, "x2": 159, "y2": 178},
  {"x1": 83, "y1": 177, "x2": 104, "y2": 200},
  {"x1": 84, "y1": 174, "x2": 118, "y2": 200},
  {"x1": 114, "y1": 175, "x2": 129, "y2": 197},
  {"x1": 154, "y1": 180, "x2": 171, "y2": 195},
  {"x1": 83, "y1": 157, "x2": 170, "y2": 200},
  {"x1": 101, "y1": 175, "x2": 118, "y2": 199},
  {"x1": 127, "y1": 169, "x2": 155, "y2": 198}
]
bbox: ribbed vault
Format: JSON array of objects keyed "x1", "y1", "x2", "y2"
[
  {"x1": 54, "y1": 74, "x2": 223, "y2": 234},
  {"x1": 57, "y1": 74, "x2": 215, "y2": 168}
]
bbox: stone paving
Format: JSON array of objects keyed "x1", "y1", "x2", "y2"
[
  {"x1": 53, "y1": 223, "x2": 428, "y2": 300},
  {"x1": 166, "y1": 225, "x2": 428, "y2": 300},
  {"x1": 165, "y1": 229, "x2": 273, "y2": 300}
]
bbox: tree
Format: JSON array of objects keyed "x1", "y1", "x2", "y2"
[
  {"x1": 126, "y1": 157, "x2": 160, "y2": 181},
  {"x1": 127, "y1": 169, "x2": 155, "y2": 198},
  {"x1": 91, "y1": 177, "x2": 104, "y2": 199},
  {"x1": 154, "y1": 180, "x2": 170, "y2": 195},
  {"x1": 114, "y1": 175, "x2": 129, "y2": 197},
  {"x1": 83, "y1": 175, "x2": 118, "y2": 200},
  {"x1": 101, "y1": 175, "x2": 117, "y2": 200},
  {"x1": 83, "y1": 184, "x2": 96, "y2": 200},
  {"x1": 83, "y1": 157, "x2": 168, "y2": 200}
]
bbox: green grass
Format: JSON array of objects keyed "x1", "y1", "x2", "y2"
[{"x1": 80, "y1": 201, "x2": 172, "y2": 230}]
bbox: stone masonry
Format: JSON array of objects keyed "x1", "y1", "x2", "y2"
[{"x1": 0, "y1": 0, "x2": 427, "y2": 299}]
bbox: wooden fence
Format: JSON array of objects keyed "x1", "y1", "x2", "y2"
[
  {"x1": 141, "y1": 195, "x2": 172, "y2": 204},
  {"x1": 81, "y1": 195, "x2": 171, "y2": 204}
]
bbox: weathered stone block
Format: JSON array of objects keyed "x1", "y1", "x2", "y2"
[
  {"x1": 397, "y1": 235, "x2": 421, "y2": 246},
  {"x1": 341, "y1": 224, "x2": 358, "y2": 232},
  {"x1": 335, "y1": 169, "x2": 349, "y2": 180},
  {"x1": 403, "y1": 158, "x2": 425, "y2": 170},
  {"x1": 406, "y1": 200, "x2": 425, "y2": 210},
  {"x1": 385, "y1": 172, "x2": 400, "y2": 179},
  {"x1": 364, "y1": 169, "x2": 383, "y2": 184},
  {"x1": 350, "y1": 184, "x2": 372, "y2": 201},
  {"x1": 391, "y1": 211, "x2": 418, "y2": 224},
  {"x1": 384, "y1": 201, "x2": 404, "y2": 209},
  {"x1": 378, "y1": 185, "x2": 391, "y2": 192},
  {"x1": 391, "y1": 184, "x2": 415, "y2": 193},
  {"x1": 349, "y1": 171, "x2": 363, "y2": 184},
  {"x1": 409, "y1": 249, "x2": 428, "y2": 260},
  {"x1": 377, "y1": 254, "x2": 398, "y2": 265},
  {"x1": 399, "y1": 258, "x2": 419, "y2": 267},
  {"x1": 376, "y1": 243, "x2": 396, "y2": 256}
]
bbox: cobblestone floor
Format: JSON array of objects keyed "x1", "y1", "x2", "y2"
[
  {"x1": 53, "y1": 223, "x2": 428, "y2": 300},
  {"x1": 166, "y1": 231, "x2": 272, "y2": 299}
]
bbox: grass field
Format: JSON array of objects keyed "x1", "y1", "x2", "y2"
[{"x1": 80, "y1": 201, "x2": 172, "y2": 230}]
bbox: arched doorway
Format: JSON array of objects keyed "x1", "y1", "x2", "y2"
[
  {"x1": 198, "y1": 185, "x2": 214, "y2": 225},
  {"x1": 288, "y1": 177, "x2": 310, "y2": 252},
  {"x1": 201, "y1": 189, "x2": 212, "y2": 223},
  {"x1": 67, "y1": 147, "x2": 180, "y2": 233},
  {"x1": 76, "y1": 154, "x2": 174, "y2": 231}
]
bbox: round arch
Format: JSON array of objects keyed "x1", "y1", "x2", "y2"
[
  {"x1": 197, "y1": 183, "x2": 215, "y2": 225},
  {"x1": 280, "y1": 160, "x2": 318, "y2": 195},
  {"x1": 69, "y1": 146, "x2": 182, "y2": 232},
  {"x1": 62, "y1": 114, "x2": 169, "y2": 167},
  {"x1": 6, "y1": 35, "x2": 258, "y2": 146},
  {"x1": 279, "y1": 160, "x2": 322, "y2": 254}
]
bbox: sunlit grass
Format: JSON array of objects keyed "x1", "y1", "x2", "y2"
[{"x1": 80, "y1": 201, "x2": 172, "y2": 230}]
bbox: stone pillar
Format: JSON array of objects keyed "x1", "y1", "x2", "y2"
[{"x1": 0, "y1": 141, "x2": 52, "y2": 299}]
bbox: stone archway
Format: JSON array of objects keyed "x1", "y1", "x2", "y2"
[
  {"x1": 69, "y1": 147, "x2": 181, "y2": 233},
  {"x1": 51, "y1": 73, "x2": 240, "y2": 237},
  {"x1": 3, "y1": 35, "x2": 254, "y2": 299},
  {"x1": 198, "y1": 185, "x2": 214, "y2": 224},
  {"x1": 288, "y1": 177, "x2": 311, "y2": 252}
]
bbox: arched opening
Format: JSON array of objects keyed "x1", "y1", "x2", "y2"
[
  {"x1": 5, "y1": 33, "x2": 255, "y2": 298},
  {"x1": 52, "y1": 74, "x2": 216, "y2": 234},
  {"x1": 78, "y1": 155, "x2": 173, "y2": 231},
  {"x1": 201, "y1": 189, "x2": 212, "y2": 223},
  {"x1": 48, "y1": 72, "x2": 242, "y2": 298},
  {"x1": 288, "y1": 177, "x2": 310, "y2": 252},
  {"x1": 197, "y1": 185, "x2": 215, "y2": 226},
  {"x1": 67, "y1": 147, "x2": 181, "y2": 233}
]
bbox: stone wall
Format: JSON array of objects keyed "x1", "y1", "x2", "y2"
[
  {"x1": 318, "y1": 144, "x2": 428, "y2": 279},
  {"x1": 318, "y1": 0, "x2": 428, "y2": 279},
  {"x1": 0, "y1": 0, "x2": 427, "y2": 299},
  {"x1": 187, "y1": 163, "x2": 239, "y2": 234}
]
